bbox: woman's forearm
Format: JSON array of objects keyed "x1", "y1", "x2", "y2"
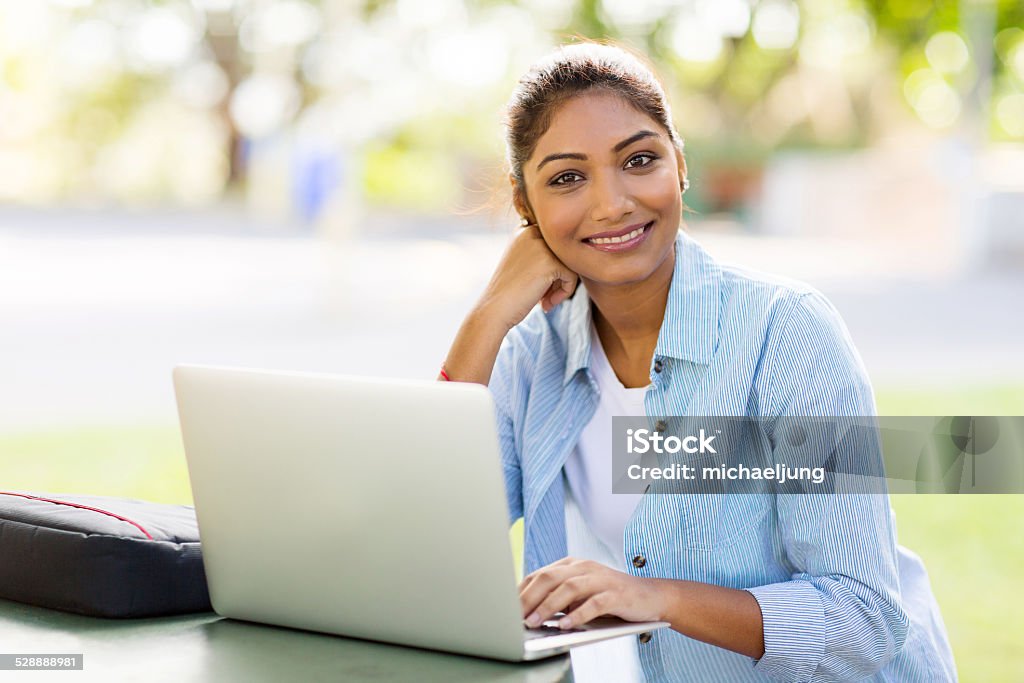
[
  {"x1": 650, "y1": 577, "x2": 765, "y2": 659},
  {"x1": 440, "y1": 305, "x2": 509, "y2": 385}
]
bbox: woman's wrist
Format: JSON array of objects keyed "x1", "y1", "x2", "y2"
[
  {"x1": 642, "y1": 577, "x2": 765, "y2": 659},
  {"x1": 645, "y1": 577, "x2": 681, "y2": 622},
  {"x1": 471, "y1": 295, "x2": 519, "y2": 337}
]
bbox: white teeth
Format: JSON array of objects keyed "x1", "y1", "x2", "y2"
[{"x1": 590, "y1": 224, "x2": 647, "y2": 245}]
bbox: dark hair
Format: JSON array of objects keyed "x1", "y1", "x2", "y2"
[{"x1": 504, "y1": 42, "x2": 684, "y2": 213}]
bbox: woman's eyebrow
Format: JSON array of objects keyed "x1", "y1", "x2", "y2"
[{"x1": 535, "y1": 130, "x2": 660, "y2": 172}]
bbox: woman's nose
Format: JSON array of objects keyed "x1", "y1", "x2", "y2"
[{"x1": 589, "y1": 171, "x2": 635, "y2": 224}]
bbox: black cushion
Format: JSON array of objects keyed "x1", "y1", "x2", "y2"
[{"x1": 0, "y1": 491, "x2": 212, "y2": 617}]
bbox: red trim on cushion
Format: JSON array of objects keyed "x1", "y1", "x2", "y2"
[{"x1": 0, "y1": 491, "x2": 154, "y2": 540}]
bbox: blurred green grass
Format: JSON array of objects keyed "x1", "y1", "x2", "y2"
[
  {"x1": 0, "y1": 425, "x2": 189, "y2": 504},
  {"x1": 1, "y1": 383, "x2": 1022, "y2": 679}
]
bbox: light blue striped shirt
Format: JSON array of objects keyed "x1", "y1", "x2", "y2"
[{"x1": 489, "y1": 230, "x2": 956, "y2": 682}]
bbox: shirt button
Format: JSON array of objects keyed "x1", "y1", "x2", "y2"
[
  {"x1": 654, "y1": 420, "x2": 667, "y2": 433},
  {"x1": 632, "y1": 554, "x2": 646, "y2": 569},
  {"x1": 653, "y1": 359, "x2": 663, "y2": 373},
  {"x1": 639, "y1": 632, "x2": 653, "y2": 644}
]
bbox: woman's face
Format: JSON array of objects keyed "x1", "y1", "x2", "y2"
[{"x1": 515, "y1": 90, "x2": 686, "y2": 289}]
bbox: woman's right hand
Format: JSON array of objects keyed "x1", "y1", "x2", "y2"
[
  {"x1": 476, "y1": 225, "x2": 579, "y2": 334},
  {"x1": 441, "y1": 226, "x2": 578, "y2": 385}
]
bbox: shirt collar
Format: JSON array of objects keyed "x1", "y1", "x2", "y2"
[
  {"x1": 656, "y1": 230, "x2": 721, "y2": 365},
  {"x1": 563, "y1": 277, "x2": 595, "y2": 387},
  {"x1": 561, "y1": 230, "x2": 721, "y2": 387}
]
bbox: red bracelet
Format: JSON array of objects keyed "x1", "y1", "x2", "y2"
[{"x1": 439, "y1": 367, "x2": 451, "y2": 381}]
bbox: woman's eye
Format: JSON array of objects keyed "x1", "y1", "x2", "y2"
[
  {"x1": 549, "y1": 156, "x2": 656, "y2": 186},
  {"x1": 551, "y1": 172, "x2": 583, "y2": 186},
  {"x1": 626, "y1": 153, "x2": 657, "y2": 169}
]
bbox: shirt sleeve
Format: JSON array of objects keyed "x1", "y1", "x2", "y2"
[
  {"x1": 746, "y1": 292, "x2": 909, "y2": 682},
  {"x1": 488, "y1": 334, "x2": 524, "y2": 527}
]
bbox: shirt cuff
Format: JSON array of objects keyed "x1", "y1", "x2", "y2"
[{"x1": 746, "y1": 580, "x2": 825, "y2": 682}]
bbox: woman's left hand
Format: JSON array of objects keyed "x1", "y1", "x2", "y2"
[{"x1": 519, "y1": 556, "x2": 668, "y2": 629}]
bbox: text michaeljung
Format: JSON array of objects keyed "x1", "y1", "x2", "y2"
[{"x1": 626, "y1": 463, "x2": 827, "y2": 485}]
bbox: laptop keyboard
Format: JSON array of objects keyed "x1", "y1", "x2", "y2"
[{"x1": 524, "y1": 619, "x2": 587, "y2": 639}]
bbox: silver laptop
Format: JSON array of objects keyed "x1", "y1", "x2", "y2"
[{"x1": 173, "y1": 365, "x2": 668, "y2": 662}]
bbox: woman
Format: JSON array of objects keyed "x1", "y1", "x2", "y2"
[{"x1": 441, "y1": 42, "x2": 955, "y2": 682}]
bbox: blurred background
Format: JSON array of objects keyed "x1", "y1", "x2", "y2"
[{"x1": 1, "y1": 0, "x2": 1022, "y2": 678}]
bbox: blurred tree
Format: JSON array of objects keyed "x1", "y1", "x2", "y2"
[
  {"x1": 2, "y1": 0, "x2": 1020, "y2": 208},
  {"x1": 202, "y1": 6, "x2": 246, "y2": 185}
]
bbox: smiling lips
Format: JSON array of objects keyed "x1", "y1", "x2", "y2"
[{"x1": 583, "y1": 220, "x2": 654, "y2": 252}]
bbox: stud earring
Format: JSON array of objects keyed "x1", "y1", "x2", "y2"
[{"x1": 681, "y1": 178, "x2": 690, "y2": 194}]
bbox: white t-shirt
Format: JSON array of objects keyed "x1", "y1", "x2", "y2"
[
  {"x1": 562, "y1": 324, "x2": 649, "y2": 682},
  {"x1": 563, "y1": 323, "x2": 647, "y2": 568}
]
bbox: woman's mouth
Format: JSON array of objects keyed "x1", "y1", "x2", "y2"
[{"x1": 583, "y1": 221, "x2": 654, "y2": 252}]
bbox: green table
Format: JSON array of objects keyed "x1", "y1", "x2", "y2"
[{"x1": 0, "y1": 599, "x2": 573, "y2": 682}]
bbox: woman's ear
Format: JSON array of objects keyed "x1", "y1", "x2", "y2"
[
  {"x1": 509, "y1": 174, "x2": 534, "y2": 226},
  {"x1": 675, "y1": 148, "x2": 688, "y2": 190}
]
